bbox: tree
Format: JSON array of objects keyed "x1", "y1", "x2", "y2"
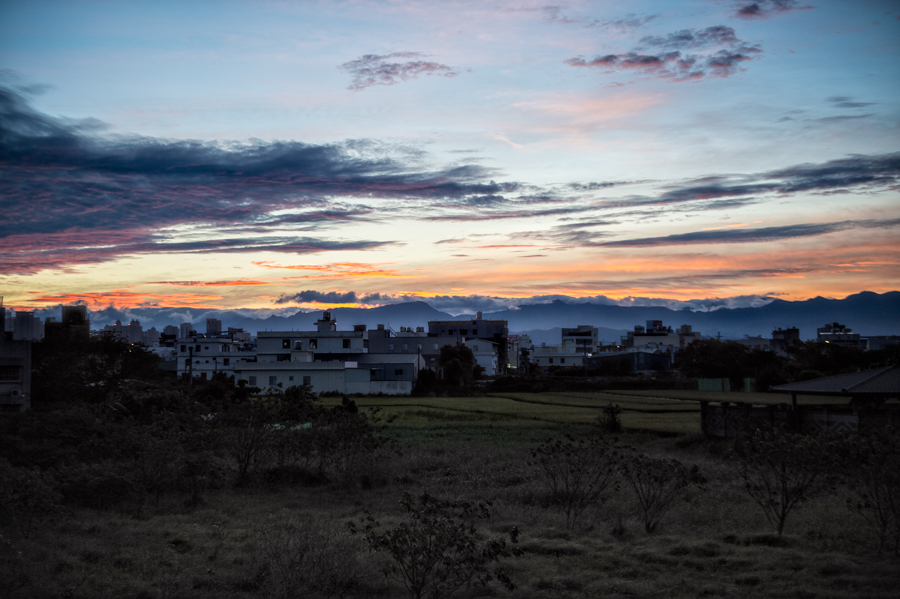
[
  {"x1": 834, "y1": 432, "x2": 900, "y2": 554},
  {"x1": 734, "y1": 429, "x2": 830, "y2": 536},
  {"x1": 621, "y1": 454, "x2": 700, "y2": 533},
  {"x1": 439, "y1": 345, "x2": 476, "y2": 387},
  {"x1": 349, "y1": 492, "x2": 520, "y2": 599},
  {"x1": 531, "y1": 434, "x2": 622, "y2": 528}
]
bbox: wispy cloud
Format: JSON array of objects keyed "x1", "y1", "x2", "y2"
[
  {"x1": 566, "y1": 25, "x2": 762, "y2": 81},
  {"x1": 733, "y1": 1, "x2": 813, "y2": 20},
  {"x1": 596, "y1": 219, "x2": 900, "y2": 247},
  {"x1": 339, "y1": 52, "x2": 459, "y2": 91}
]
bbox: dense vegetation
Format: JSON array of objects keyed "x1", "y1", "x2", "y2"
[{"x1": 1, "y1": 337, "x2": 898, "y2": 598}]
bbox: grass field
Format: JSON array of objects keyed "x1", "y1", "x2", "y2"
[
  {"x1": 4, "y1": 390, "x2": 898, "y2": 599},
  {"x1": 321, "y1": 389, "x2": 858, "y2": 436}
]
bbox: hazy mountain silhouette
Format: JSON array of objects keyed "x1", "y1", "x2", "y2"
[{"x1": 32, "y1": 291, "x2": 899, "y2": 340}]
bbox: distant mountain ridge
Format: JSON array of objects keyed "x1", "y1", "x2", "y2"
[{"x1": 31, "y1": 291, "x2": 900, "y2": 340}]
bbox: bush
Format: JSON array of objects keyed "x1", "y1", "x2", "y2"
[
  {"x1": 834, "y1": 431, "x2": 900, "y2": 554},
  {"x1": 531, "y1": 434, "x2": 622, "y2": 528},
  {"x1": 621, "y1": 453, "x2": 700, "y2": 533},
  {"x1": 734, "y1": 429, "x2": 831, "y2": 536},
  {"x1": 255, "y1": 515, "x2": 372, "y2": 598},
  {"x1": 349, "y1": 492, "x2": 520, "y2": 599}
]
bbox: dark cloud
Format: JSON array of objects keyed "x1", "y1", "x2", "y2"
[
  {"x1": 599, "y1": 153, "x2": 900, "y2": 211},
  {"x1": 566, "y1": 26, "x2": 761, "y2": 81},
  {"x1": 596, "y1": 218, "x2": 900, "y2": 248},
  {"x1": 640, "y1": 26, "x2": 740, "y2": 50},
  {"x1": 0, "y1": 86, "x2": 522, "y2": 274},
  {"x1": 734, "y1": 1, "x2": 813, "y2": 20},
  {"x1": 339, "y1": 52, "x2": 458, "y2": 91},
  {"x1": 827, "y1": 96, "x2": 875, "y2": 109}
]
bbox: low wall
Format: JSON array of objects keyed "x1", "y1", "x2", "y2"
[{"x1": 700, "y1": 401, "x2": 900, "y2": 438}]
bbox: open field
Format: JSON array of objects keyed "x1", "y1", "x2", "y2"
[
  {"x1": 322, "y1": 389, "x2": 860, "y2": 436},
  {"x1": 3, "y1": 390, "x2": 898, "y2": 599}
]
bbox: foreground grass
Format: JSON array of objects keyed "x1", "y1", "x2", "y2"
[{"x1": 3, "y1": 394, "x2": 897, "y2": 599}]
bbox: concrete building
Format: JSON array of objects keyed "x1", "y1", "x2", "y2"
[
  {"x1": 13, "y1": 311, "x2": 41, "y2": 341},
  {"x1": 257, "y1": 312, "x2": 367, "y2": 362},
  {"x1": 621, "y1": 321, "x2": 700, "y2": 351},
  {"x1": 233, "y1": 353, "x2": 424, "y2": 395},
  {"x1": 428, "y1": 312, "x2": 509, "y2": 373},
  {"x1": 0, "y1": 306, "x2": 31, "y2": 412},
  {"x1": 177, "y1": 336, "x2": 257, "y2": 380},
  {"x1": 531, "y1": 343, "x2": 585, "y2": 369},
  {"x1": 817, "y1": 322, "x2": 866, "y2": 349},
  {"x1": 465, "y1": 338, "x2": 500, "y2": 376},
  {"x1": 562, "y1": 325, "x2": 599, "y2": 354},
  {"x1": 206, "y1": 318, "x2": 222, "y2": 335},
  {"x1": 44, "y1": 305, "x2": 90, "y2": 344},
  {"x1": 771, "y1": 327, "x2": 800, "y2": 353}
]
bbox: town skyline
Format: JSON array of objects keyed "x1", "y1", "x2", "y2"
[{"x1": 2, "y1": 1, "x2": 898, "y2": 312}]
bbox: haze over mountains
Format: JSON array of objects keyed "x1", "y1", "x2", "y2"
[{"x1": 28, "y1": 292, "x2": 900, "y2": 343}]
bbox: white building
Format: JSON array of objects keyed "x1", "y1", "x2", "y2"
[
  {"x1": 465, "y1": 338, "x2": 499, "y2": 376},
  {"x1": 176, "y1": 337, "x2": 256, "y2": 380},
  {"x1": 257, "y1": 312, "x2": 367, "y2": 362},
  {"x1": 233, "y1": 353, "x2": 423, "y2": 395}
]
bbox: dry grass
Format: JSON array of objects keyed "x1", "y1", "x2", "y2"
[{"x1": 3, "y1": 396, "x2": 898, "y2": 599}]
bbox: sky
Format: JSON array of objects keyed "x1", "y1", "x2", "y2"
[{"x1": 1, "y1": 0, "x2": 899, "y2": 316}]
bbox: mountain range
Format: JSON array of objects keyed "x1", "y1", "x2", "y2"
[{"x1": 29, "y1": 291, "x2": 900, "y2": 342}]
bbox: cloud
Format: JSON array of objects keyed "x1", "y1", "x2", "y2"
[
  {"x1": 566, "y1": 26, "x2": 761, "y2": 81},
  {"x1": 733, "y1": 1, "x2": 813, "y2": 20},
  {"x1": 827, "y1": 96, "x2": 875, "y2": 109},
  {"x1": 640, "y1": 26, "x2": 741, "y2": 50},
  {"x1": 596, "y1": 218, "x2": 900, "y2": 248},
  {"x1": 339, "y1": 52, "x2": 458, "y2": 91},
  {"x1": 0, "y1": 86, "x2": 524, "y2": 274}
]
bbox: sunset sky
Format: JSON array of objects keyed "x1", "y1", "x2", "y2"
[{"x1": 2, "y1": 0, "x2": 898, "y2": 315}]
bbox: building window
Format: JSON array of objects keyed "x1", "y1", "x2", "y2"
[
  {"x1": 460, "y1": 329, "x2": 467, "y2": 335},
  {"x1": 402, "y1": 344, "x2": 408, "y2": 351},
  {"x1": 395, "y1": 369, "x2": 403, "y2": 376},
  {"x1": 249, "y1": 376, "x2": 257, "y2": 386},
  {"x1": 294, "y1": 340, "x2": 303, "y2": 350},
  {"x1": 388, "y1": 344, "x2": 394, "y2": 351},
  {"x1": 195, "y1": 345, "x2": 201, "y2": 351},
  {"x1": 309, "y1": 339, "x2": 317, "y2": 349},
  {"x1": 433, "y1": 344, "x2": 438, "y2": 350},
  {"x1": 343, "y1": 339, "x2": 351, "y2": 348},
  {"x1": 180, "y1": 345, "x2": 186, "y2": 352},
  {"x1": 289, "y1": 376, "x2": 294, "y2": 381},
  {"x1": 549, "y1": 358, "x2": 554, "y2": 364},
  {"x1": 282, "y1": 339, "x2": 291, "y2": 349},
  {"x1": 269, "y1": 376, "x2": 277, "y2": 386},
  {"x1": 473, "y1": 345, "x2": 479, "y2": 351},
  {"x1": 560, "y1": 358, "x2": 566, "y2": 364},
  {"x1": 223, "y1": 358, "x2": 230, "y2": 366},
  {"x1": 204, "y1": 346, "x2": 209, "y2": 350},
  {"x1": 303, "y1": 376, "x2": 311, "y2": 385},
  {"x1": 0, "y1": 366, "x2": 20, "y2": 381}
]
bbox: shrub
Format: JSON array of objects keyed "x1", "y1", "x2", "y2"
[
  {"x1": 255, "y1": 515, "x2": 371, "y2": 599},
  {"x1": 349, "y1": 492, "x2": 520, "y2": 599},
  {"x1": 531, "y1": 434, "x2": 622, "y2": 528},
  {"x1": 734, "y1": 429, "x2": 830, "y2": 536},
  {"x1": 834, "y1": 431, "x2": 900, "y2": 554},
  {"x1": 621, "y1": 453, "x2": 700, "y2": 533}
]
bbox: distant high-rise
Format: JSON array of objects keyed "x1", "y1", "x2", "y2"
[
  {"x1": 206, "y1": 318, "x2": 222, "y2": 335},
  {"x1": 179, "y1": 322, "x2": 194, "y2": 338}
]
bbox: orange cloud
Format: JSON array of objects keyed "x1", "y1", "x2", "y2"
[
  {"x1": 253, "y1": 260, "x2": 416, "y2": 279},
  {"x1": 147, "y1": 280, "x2": 272, "y2": 287},
  {"x1": 25, "y1": 291, "x2": 225, "y2": 309}
]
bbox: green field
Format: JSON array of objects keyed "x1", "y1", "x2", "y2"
[{"x1": 321, "y1": 389, "x2": 858, "y2": 437}]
